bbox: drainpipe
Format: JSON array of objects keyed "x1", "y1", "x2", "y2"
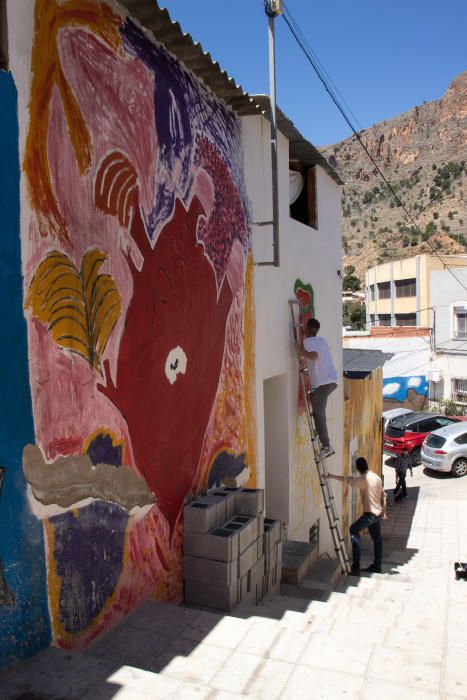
[{"x1": 256, "y1": 0, "x2": 282, "y2": 267}]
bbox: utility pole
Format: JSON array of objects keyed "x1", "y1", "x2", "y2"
[{"x1": 259, "y1": 0, "x2": 283, "y2": 268}]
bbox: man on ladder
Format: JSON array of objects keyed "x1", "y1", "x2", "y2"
[{"x1": 296, "y1": 317, "x2": 338, "y2": 460}]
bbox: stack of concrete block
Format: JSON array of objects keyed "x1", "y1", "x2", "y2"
[{"x1": 183, "y1": 487, "x2": 282, "y2": 611}]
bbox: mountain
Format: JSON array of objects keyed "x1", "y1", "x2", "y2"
[{"x1": 321, "y1": 72, "x2": 467, "y2": 285}]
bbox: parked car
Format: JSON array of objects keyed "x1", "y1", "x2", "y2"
[
  {"x1": 382, "y1": 407, "x2": 414, "y2": 433},
  {"x1": 421, "y1": 421, "x2": 467, "y2": 477},
  {"x1": 383, "y1": 411, "x2": 459, "y2": 465}
]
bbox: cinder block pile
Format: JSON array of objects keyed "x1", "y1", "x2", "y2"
[{"x1": 183, "y1": 487, "x2": 282, "y2": 611}]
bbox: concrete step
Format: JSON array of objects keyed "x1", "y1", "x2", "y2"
[
  {"x1": 281, "y1": 539, "x2": 318, "y2": 585},
  {"x1": 301, "y1": 556, "x2": 343, "y2": 591}
]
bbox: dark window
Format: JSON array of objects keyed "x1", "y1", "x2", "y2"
[
  {"x1": 395, "y1": 278, "x2": 416, "y2": 297},
  {"x1": 378, "y1": 315, "x2": 391, "y2": 327},
  {"x1": 377, "y1": 282, "x2": 390, "y2": 299},
  {"x1": 417, "y1": 419, "x2": 440, "y2": 433},
  {"x1": 455, "y1": 433, "x2": 467, "y2": 445},
  {"x1": 452, "y1": 378, "x2": 467, "y2": 405},
  {"x1": 290, "y1": 166, "x2": 317, "y2": 229},
  {"x1": 395, "y1": 314, "x2": 416, "y2": 327},
  {"x1": 369, "y1": 285, "x2": 375, "y2": 301},
  {"x1": 0, "y1": 0, "x2": 8, "y2": 70},
  {"x1": 426, "y1": 434, "x2": 446, "y2": 448},
  {"x1": 434, "y1": 417, "x2": 457, "y2": 428},
  {"x1": 454, "y1": 308, "x2": 467, "y2": 339}
]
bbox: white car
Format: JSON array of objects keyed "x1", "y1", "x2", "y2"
[
  {"x1": 382, "y1": 407, "x2": 414, "y2": 434},
  {"x1": 421, "y1": 421, "x2": 467, "y2": 477}
]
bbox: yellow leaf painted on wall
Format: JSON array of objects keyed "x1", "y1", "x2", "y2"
[{"x1": 26, "y1": 249, "x2": 121, "y2": 373}]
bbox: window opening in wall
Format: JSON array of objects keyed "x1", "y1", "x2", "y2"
[
  {"x1": 369, "y1": 285, "x2": 375, "y2": 301},
  {"x1": 0, "y1": 0, "x2": 8, "y2": 70},
  {"x1": 289, "y1": 163, "x2": 317, "y2": 229},
  {"x1": 377, "y1": 281, "x2": 390, "y2": 299},
  {"x1": 453, "y1": 307, "x2": 467, "y2": 339},
  {"x1": 378, "y1": 314, "x2": 391, "y2": 327},
  {"x1": 395, "y1": 278, "x2": 416, "y2": 298},
  {"x1": 395, "y1": 313, "x2": 416, "y2": 327},
  {"x1": 452, "y1": 378, "x2": 467, "y2": 408}
]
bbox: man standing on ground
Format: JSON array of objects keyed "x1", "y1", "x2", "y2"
[
  {"x1": 327, "y1": 457, "x2": 387, "y2": 575},
  {"x1": 393, "y1": 448, "x2": 411, "y2": 501},
  {"x1": 296, "y1": 318, "x2": 338, "y2": 460}
]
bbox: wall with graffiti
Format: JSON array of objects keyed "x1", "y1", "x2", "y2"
[
  {"x1": 6, "y1": 0, "x2": 255, "y2": 655},
  {"x1": 0, "y1": 71, "x2": 51, "y2": 669},
  {"x1": 343, "y1": 369, "x2": 383, "y2": 536},
  {"x1": 383, "y1": 376, "x2": 428, "y2": 412}
]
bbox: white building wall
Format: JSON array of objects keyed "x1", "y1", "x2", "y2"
[{"x1": 242, "y1": 114, "x2": 343, "y2": 552}]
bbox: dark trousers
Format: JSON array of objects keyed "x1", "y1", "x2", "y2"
[
  {"x1": 350, "y1": 512, "x2": 382, "y2": 568},
  {"x1": 310, "y1": 382, "x2": 337, "y2": 447},
  {"x1": 394, "y1": 471, "x2": 407, "y2": 499}
]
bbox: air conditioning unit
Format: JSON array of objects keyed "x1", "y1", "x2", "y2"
[{"x1": 427, "y1": 369, "x2": 443, "y2": 383}]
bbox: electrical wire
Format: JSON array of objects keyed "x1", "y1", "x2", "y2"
[{"x1": 281, "y1": 5, "x2": 467, "y2": 293}]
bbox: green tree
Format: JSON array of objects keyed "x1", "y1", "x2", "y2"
[
  {"x1": 343, "y1": 301, "x2": 366, "y2": 330},
  {"x1": 343, "y1": 274, "x2": 361, "y2": 292}
]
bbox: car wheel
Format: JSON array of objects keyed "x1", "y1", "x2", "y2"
[
  {"x1": 451, "y1": 458, "x2": 467, "y2": 478},
  {"x1": 410, "y1": 447, "x2": 421, "y2": 466}
]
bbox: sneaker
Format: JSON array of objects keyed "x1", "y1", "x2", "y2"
[
  {"x1": 319, "y1": 445, "x2": 335, "y2": 460},
  {"x1": 362, "y1": 564, "x2": 382, "y2": 574},
  {"x1": 350, "y1": 563, "x2": 360, "y2": 576}
]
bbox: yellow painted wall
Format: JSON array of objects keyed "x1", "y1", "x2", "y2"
[{"x1": 342, "y1": 368, "x2": 383, "y2": 535}]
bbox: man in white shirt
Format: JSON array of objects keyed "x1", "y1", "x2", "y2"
[
  {"x1": 327, "y1": 457, "x2": 387, "y2": 575},
  {"x1": 297, "y1": 318, "x2": 338, "y2": 459}
]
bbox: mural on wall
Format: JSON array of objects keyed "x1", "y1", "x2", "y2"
[
  {"x1": 343, "y1": 369, "x2": 383, "y2": 537},
  {"x1": 289, "y1": 280, "x2": 322, "y2": 538},
  {"x1": 0, "y1": 72, "x2": 51, "y2": 670},
  {"x1": 20, "y1": 0, "x2": 255, "y2": 647},
  {"x1": 383, "y1": 376, "x2": 428, "y2": 412}
]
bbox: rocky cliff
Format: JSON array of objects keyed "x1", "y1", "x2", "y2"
[{"x1": 322, "y1": 72, "x2": 467, "y2": 283}]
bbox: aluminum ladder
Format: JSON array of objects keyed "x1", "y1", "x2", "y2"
[{"x1": 289, "y1": 299, "x2": 351, "y2": 575}]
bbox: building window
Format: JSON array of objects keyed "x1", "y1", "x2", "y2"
[
  {"x1": 290, "y1": 166, "x2": 317, "y2": 229},
  {"x1": 395, "y1": 278, "x2": 416, "y2": 297},
  {"x1": 0, "y1": 0, "x2": 8, "y2": 70},
  {"x1": 453, "y1": 307, "x2": 467, "y2": 339},
  {"x1": 369, "y1": 285, "x2": 375, "y2": 301},
  {"x1": 452, "y1": 378, "x2": 467, "y2": 407},
  {"x1": 395, "y1": 313, "x2": 416, "y2": 326},
  {"x1": 377, "y1": 282, "x2": 390, "y2": 299},
  {"x1": 378, "y1": 315, "x2": 391, "y2": 327}
]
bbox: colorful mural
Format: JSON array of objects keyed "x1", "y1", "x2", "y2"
[
  {"x1": 19, "y1": 0, "x2": 255, "y2": 648},
  {"x1": 383, "y1": 375, "x2": 428, "y2": 412},
  {"x1": 0, "y1": 72, "x2": 51, "y2": 669}
]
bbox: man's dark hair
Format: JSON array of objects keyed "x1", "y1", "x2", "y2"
[
  {"x1": 306, "y1": 318, "x2": 320, "y2": 333},
  {"x1": 356, "y1": 457, "x2": 369, "y2": 473}
]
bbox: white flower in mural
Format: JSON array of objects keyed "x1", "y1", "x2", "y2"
[
  {"x1": 383, "y1": 382, "x2": 401, "y2": 396},
  {"x1": 408, "y1": 377, "x2": 422, "y2": 388},
  {"x1": 165, "y1": 346, "x2": 187, "y2": 385}
]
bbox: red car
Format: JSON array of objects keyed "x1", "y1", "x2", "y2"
[{"x1": 383, "y1": 412, "x2": 460, "y2": 465}]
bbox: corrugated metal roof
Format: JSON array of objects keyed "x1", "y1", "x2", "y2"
[
  {"x1": 117, "y1": 0, "x2": 342, "y2": 185},
  {"x1": 343, "y1": 348, "x2": 394, "y2": 376}
]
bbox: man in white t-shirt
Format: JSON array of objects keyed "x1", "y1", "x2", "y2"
[{"x1": 297, "y1": 317, "x2": 338, "y2": 459}]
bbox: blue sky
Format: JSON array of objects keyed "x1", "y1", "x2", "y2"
[{"x1": 160, "y1": 0, "x2": 467, "y2": 147}]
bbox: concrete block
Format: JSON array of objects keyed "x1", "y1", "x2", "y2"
[
  {"x1": 184, "y1": 501, "x2": 218, "y2": 533},
  {"x1": 240, "y1": 571, "x2": 256, "y2": 605},
  {"x1": 183, "y1": 555, "x2": 237, "y2": 586},
  {"x1": 225, "y1": 515, "x2": 258, "y2": 553},
  {"x1": 235, "y1": 488, "x2": 264, "y2": 516},
  {"x1": 209, "y1": 489, "x2": 236, "y2": 519},
  {"x1": 251, "y1": 555, "x2": 265, "y2": 603},
  {"x1": 265, "y1": 543, "x2": 278, "y2": 573},
  {"x1": 183, "y1": 527, "x2": 239, "y2": 562},
  {"x1": 184, "y1": 578, "x2": 238, "y2": 612},
  {"x1": 238, "y1": 538, "x2": 259, "y2": 578},
  {"x1": 198, "y1": 494, "x2": 227, "y2": 526},
  {"x1": 257, "y1": 536, "x2": 263, "y2": 561},
  {"x1": 264, "y1": 518, "x2": 282, "y2": 546}
]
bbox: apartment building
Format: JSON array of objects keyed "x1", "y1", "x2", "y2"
[{"x1": 366, "y1": 254, "x2": 467, "y2": 329}]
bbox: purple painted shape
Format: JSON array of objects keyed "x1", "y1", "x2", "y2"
[
  {"x1": 86, "y1": 433, "x2": 122, "y2": 467},
  {"x1": 208, "y1": 451, "x2": 247, "y2": 488},
  {"x1": 50, "y1": 502, "x2": 127, "y2": 633}
]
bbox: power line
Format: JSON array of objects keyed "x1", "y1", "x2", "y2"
[{"x1": 281, "y1": 5, "x2": 467, "y2": 294}]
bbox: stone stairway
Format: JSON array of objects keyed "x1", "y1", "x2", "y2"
[{"x1": 2, "y1": 463, "x2": 467, "y2": 698}]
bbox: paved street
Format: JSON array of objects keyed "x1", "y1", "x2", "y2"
[{"x1": 1, "y1": 460, "x2": 467, "y2": 699}]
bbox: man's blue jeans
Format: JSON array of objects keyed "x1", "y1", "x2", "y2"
[{"x1": 350, "y1": 512, "x2": 382, "y2": 568}]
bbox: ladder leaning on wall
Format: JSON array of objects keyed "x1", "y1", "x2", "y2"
[{"x1": 289, "y1": 300, "x2": 351, "y2": 575}]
